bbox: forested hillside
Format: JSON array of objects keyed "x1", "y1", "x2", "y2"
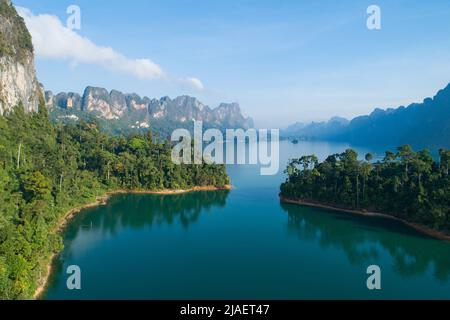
[{"x1": 0, "y1": 103, "x2": 229, "y2": 299}]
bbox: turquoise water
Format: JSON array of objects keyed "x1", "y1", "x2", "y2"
[{"x1": 44, "y1": 141, "x2": 450, "y2": 299}]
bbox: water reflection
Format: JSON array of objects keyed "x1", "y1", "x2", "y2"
[
  {"x1": 65, "y1": 190, "x2": 230, "y2": 240},
  {"x1": 280, "y1": 202, "x2": 450, "y2": 281}
]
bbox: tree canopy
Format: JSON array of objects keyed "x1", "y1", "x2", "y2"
[
  {"x1": 0, "y1": 103, "x2": 229, "y2": 299},
  {"x1": 281, "y1": 146, "x2": 450, "y2": 231}
]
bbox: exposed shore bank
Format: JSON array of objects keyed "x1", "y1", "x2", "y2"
[
  {"x1": 33, "y1": 185, "x2": 232, "y2": 300},
  {"x1": 280, "y1": 196, "x2": 450, "y2": 242}
]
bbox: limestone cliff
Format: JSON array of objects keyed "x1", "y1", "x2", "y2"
[
  {"x1": 0, "y1": 0, "x2": 42, "y2": 114},
  {"x1": 47, "y1": 87, "x2": 254, "y2": 130}
]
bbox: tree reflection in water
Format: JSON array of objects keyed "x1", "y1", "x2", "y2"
[
  {"x1": 64, "y1": 190, "x2": 230, "y2": 240},
  {"x1": 280, "y1": 202, "x2": 450, "y2": 282}
]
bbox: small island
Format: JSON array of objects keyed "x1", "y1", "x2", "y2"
[{"x1": 280, "y1": 146, "x2": 450, "y2": 240}]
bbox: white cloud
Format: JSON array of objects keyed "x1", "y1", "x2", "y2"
[
  {"x1": 16, "y1": 7, "x2": 204, "y2": 90},
  {"x1": 181, "y1": 77, "x2": 205, "y2": 91}
]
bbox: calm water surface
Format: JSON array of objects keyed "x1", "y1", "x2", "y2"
[{"x1": 44, "y1": 141, "x2": 450, "y2": 299}]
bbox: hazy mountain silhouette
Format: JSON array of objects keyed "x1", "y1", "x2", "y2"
[{"x1": 283, "y1": 83, "x2": 450, "y2": 149}]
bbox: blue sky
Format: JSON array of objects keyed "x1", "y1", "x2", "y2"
[{"x1": 13, "y1": 0, "x2": 450, "y2": 127}]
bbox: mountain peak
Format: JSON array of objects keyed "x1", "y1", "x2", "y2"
[
  {"x1": 46, "y1": 86, "x2": 254, "y2": 132},
  {"x1": 283, "y1": 82, "x2": 450, "y2": 148},
  {"x1": 433, "y1": 82, "x2": 450, "y2": 103}
]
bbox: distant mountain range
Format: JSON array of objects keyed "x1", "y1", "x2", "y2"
[
  {"x1": 283, "y1": 117, "x2": 350, "y2": 139},
  {"x1": 283, "y1": 83, "x2": 450, "y2": 149},
  {"x1": 4, "y1": 0, "x2": 449, "y2": 150},
  {"x1": 45, "y1": 87, "x2": 254, "y2": 136}
]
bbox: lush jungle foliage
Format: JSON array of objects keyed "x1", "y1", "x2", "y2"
[
  {"x1": 281, "y1": 146, "x2": 450, "y2": 230},
  {"x1": 0, "y1": 103, "x2": 229, "y2": 299}
]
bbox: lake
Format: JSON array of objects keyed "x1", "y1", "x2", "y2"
[{"x1": 44, "y1": 141, "x2": 450, "y2": 299}]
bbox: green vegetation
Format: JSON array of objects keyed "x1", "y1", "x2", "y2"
[
  {"x1": 0, "y1": 103, "x2": 229, "y2": 299},
  {"x1": 0, "y1": 1, "x2": 34, "y2": 63},
  {"x1": 281, "y1": 146, "x2": 450, "y2": 231},
  {"x1": 49, "y1": 106, "x2": 241, "y2": 139}
]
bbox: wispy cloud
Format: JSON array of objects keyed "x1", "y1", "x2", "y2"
[
  {"x1": 180, "y1": 77, "x2": 205, "y2": 91},
  {"x1": 17, "y1": 7, "x2": 204, "y2": 91}
]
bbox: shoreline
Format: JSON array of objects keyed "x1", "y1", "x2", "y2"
[
  {"x1": 33, "y1": 185, "x2": 232, "y2": 300},
  {"x1": 279, "y1": 196, "x2": 450, "y2": 242}
]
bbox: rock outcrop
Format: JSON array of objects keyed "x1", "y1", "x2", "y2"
[
  {"x1": 0, "y1": 0, "x2": 42, "y2": 114},
  {"x1": 46, "y1": 86, "x2": 254, "y2": 130}
]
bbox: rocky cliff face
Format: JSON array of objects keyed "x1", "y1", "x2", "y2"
[
  {"x1": 0, "y1": 0, "x2": 42, "y2": 114},
  {"x1": 46, "y1": 86, "x2": 254, "y2": 130},
  {"x1": 0, "y1": 0, "x2": 251, "y2": 129}
]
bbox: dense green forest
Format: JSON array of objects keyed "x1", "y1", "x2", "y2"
[
  {"x1": 0, "y1": 103, "x2": 229, "y2": 299},
  {"x1": 281, "y1": 146, "x2": 450, "y2": 231}
]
